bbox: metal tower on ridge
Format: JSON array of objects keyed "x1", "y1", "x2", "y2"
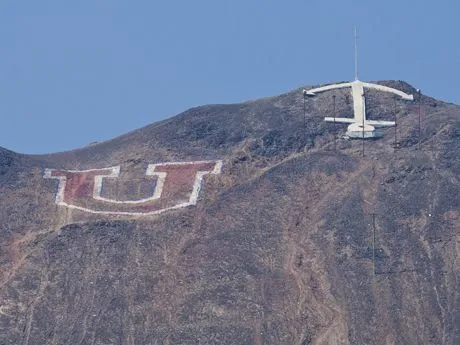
[{"x1": 303, "y1": 28, "x2": 414, "y2": 139}]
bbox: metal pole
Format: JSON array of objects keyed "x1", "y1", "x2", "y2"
[
  {"x1": 394, "y1": 98, "x2": 398, "y2": 153},
  {"x1": 303, "y1": 92, "x2": 306, "y2": 149},
  {"x1": 418, "y1": 105, "x2": 422, "y2": 151},
  {"x1": 362, "y1": 106, "x2": 365, "y2": 157},
  {"x1": 333, "y1": 94, "x2": 337, "y2": 152},
  {"x1": 354, "y1": 26, "x2": 359, "y2": 81},
  {"x1": 372, "y1": 213, "x2": 376, "y2": 277}
]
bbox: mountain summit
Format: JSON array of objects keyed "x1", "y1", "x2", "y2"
[{"x1": 1, "y1": 81, "x2": 459, "y2": 345}]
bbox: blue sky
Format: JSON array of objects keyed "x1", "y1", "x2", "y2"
[{"x1": 1, "y1": 0, "x2": 459, "y2": 154}]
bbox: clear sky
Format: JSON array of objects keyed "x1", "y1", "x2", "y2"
[{"x1": 1, "y1": 0, "x2": 459, "y2": 154}]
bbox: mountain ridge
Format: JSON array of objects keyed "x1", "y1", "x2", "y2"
[{"x1": 3, "y1": 80, "x2": 445, "y2": 157}]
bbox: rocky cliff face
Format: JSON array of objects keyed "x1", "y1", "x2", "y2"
[{"x1": 1, "y1": 81, "x2": 459, "y2": 345}]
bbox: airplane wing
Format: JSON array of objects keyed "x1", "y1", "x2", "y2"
[
  {"x1": 324, "y1": 117, "x2": 356, "y2": 123},
  {"x1": 361, "y1": 82, "x2": 414, "y2": 101},
  {"x1": 304, "y1": 82, "x2": 353, "y2": 96},
  {"x1": 324, "y1": 117, "x2": 396, "y2": 127},
  {"x1": 366, "y1": 120, "x2": 396, "y2": 127}
]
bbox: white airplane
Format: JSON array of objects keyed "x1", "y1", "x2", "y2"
[{"x1": 303, "y1": 80, "x2": 414, "y2": 138}]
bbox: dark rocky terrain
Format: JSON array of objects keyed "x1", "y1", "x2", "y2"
[{"x1": 1, "y1": 80, "x2": 459, "y2": 344}]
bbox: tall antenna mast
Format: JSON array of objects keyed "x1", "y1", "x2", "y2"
[
  {"x1": 302, "y1": 25, "x2": 415, "y2": 140},
  {"x1": 354, "y1": 26, "x2": 359, "y2": 81}
]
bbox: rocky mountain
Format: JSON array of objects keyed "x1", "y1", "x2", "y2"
[{"x1": 1, "y1": 81, "x2": 459, "y2": 345}]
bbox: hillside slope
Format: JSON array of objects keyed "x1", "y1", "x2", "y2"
[{"x1": 1, "y1": 81, "x2": 459, "y2": 345}]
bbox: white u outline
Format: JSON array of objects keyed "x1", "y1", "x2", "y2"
[{"x1": 43, "y1": 160, "x2": 223, "y2": 216}]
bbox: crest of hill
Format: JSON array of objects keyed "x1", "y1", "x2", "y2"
[{"x1": 19, "y1": 80, "x2": 457, "y2": 169}]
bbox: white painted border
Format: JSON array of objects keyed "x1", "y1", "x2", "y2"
[
  {"x1": 92, "y1": 166, "x2": 167, "y2": 204},
  {"x1": 43, "y1": 160, "x2": 223, "y2": 216}
]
